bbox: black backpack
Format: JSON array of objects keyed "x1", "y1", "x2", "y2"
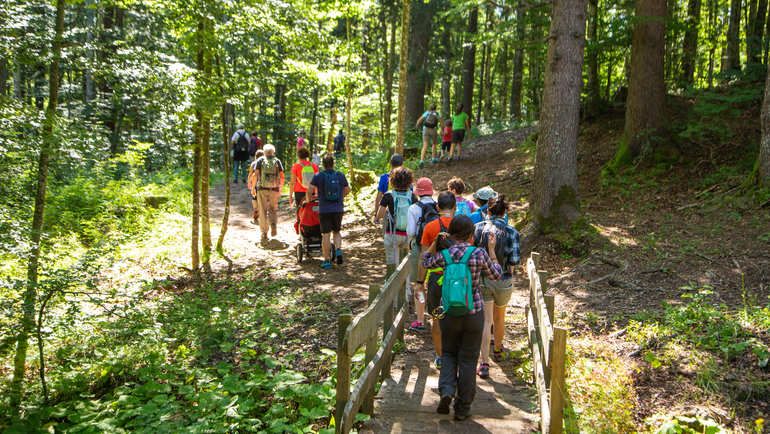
[
  {"x1": 415, "y1": 201, "x2": 439, "y2": 245},
  {"x1": 236, "y1": 131, "x2": 249, "y2": 154}
]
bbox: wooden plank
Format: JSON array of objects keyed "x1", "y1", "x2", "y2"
[
  {"x1": 381, "y1": 298, "x2": 395, "y2": 382},
  {"x1": 362, "y1": 285, "x2": 379, "y2": 415},
  {"x1": 528, "y1": 304, "x2": 550, "y2": 433},
  {"x1": 528, "y1": 260, "x2": 553, "y2": 367},
  {"x1": 345, "y1": 257, "x2": 410, "y2": 355},
  {"x1": 549, "y1": 327, "x2": 567, "y2": 434},
  {"x1": 341, "y1": 301, "x2": 408, "y2": 434},
  {"x1": 335, "y1": 312, "x2": 353, "y2": 434}
]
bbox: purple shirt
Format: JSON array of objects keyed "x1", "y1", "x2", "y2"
[{"x1": 422, "y1": 242, "x2": 502, "y2": 315}]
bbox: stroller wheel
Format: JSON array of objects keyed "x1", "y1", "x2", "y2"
[{"x1": 296, "y1": 244, "x2": 304, "y2": 263}]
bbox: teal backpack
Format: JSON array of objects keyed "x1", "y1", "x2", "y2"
[{"x1": 440, "y1": 246, "x2": 476, "y2": 316}]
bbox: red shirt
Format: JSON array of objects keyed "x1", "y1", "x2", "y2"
[
  {"x1": 291, "y1": 160, "x2": 319, "y2": 193},
  {"x1": 442, "y1": 126, "x2": 452, "y2": 142}
]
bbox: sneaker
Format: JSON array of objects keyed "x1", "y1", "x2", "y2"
[
  {"x1": 419, "y1": 160, "x2": 425, "y2": 168},
  {"x1": 409, "y1": 321, "x2": 425, "y2": 332},
  {"x1": 436, "y1": 395, "x2": 452, "y2": 414},
  {"x1": 261, "y1": 234, "x2": 268, "y2": 244},
  {"x1": 434, "y1": 356, "x2": 442, "y2": 370},
  {"x1": 335, "y1": 248, "x2": 343, "y2": 264},
  {"x1": 493, "y1": 348, "x2": 504, "y2": 362},
  {"x1": 477, "y1": 362, "x2": 490, "y2": 379},
  {"x1": 320, "y1": 261, "x2": 332, "y2": 270},
  {"x1": 431, "y1": 158, "x2": 438, "y2": 163}
]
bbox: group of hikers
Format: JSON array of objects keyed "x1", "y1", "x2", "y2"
[
  {"x1": 414, "y1": 102, "x2": 472, "y2": 168},
  {"x1": 233, "y1": 100, "x2": 517, "y2": 420}
]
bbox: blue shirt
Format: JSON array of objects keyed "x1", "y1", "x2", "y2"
[
  {"x1": 377, "y1": 173, "x2": 390, "y2": 193},
  {"x1": 473, "y1": 217, "x2": 520, "y2": 279},
  {"x1": 311, "y1": 170, "x2": 349, "y2": 214}
]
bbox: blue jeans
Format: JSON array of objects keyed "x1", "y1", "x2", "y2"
[{"x1": 233, "y1": 159, "x2": 248, "y2": 181}]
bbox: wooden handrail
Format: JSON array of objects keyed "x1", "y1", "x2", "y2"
[
  {"x1": 526, "y1": 252, "x2": 567, "y2": 434},
  {"x1": 335, "y1": 254, "x2": 411, "y2": 433}
]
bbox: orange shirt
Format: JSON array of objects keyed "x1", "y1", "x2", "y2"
[
  {"x1": 291, "y1": 160, "x2": 319, "y2": 193},
  {"x1": 420, "y1": 216, "x2": 453, "y2": 247}
]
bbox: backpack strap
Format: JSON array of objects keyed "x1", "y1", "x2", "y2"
[
  {"x1": 459, "y1": 246, "x2": 475, "y2": 264},
  {"x1": 438, "y1": 217, "x2": 448, "y2": 232},
  {"x1": 440, "y1": 249, "x2": 453, "y2": 265}
]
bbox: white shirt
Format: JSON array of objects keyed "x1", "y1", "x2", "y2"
[
  {"x1": 407, "y1": 196, "x2": 436, "y2": 238},
  {"x1": 231, "y1": 129, "x2": 247, "y2": 143}
]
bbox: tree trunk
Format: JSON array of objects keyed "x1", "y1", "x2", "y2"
[
  {"x1": 726, "y1": 0, "x2": 742, "y2": 70},
  {"x1": 198, "y1": 26, "x2": 212, "y2": 271},
  {"x1": 499, "y1": 41, "x2": 510, "y2": 118},
  {"x1": 747, "y1": 0, "x2": 759, "y2": 62},
  {"x1": 405, "y1": 0, "x2": 435, "y2": 124},
  {"x1": 462, "y1": 7, "x2": 478, "y2": 119},
  {"x1": 476, "y1": 45, "x2": 486, "y2": 123},
  {"x1": 216, "y1": 102, "x2": 233, "y2": 254},
  {"x1": 0, "y1": 57, "x2": 7, "y2": 96},
  {"x1": 84, "y1": 0, "x2": 96, "y2": 113},
  {"x1": 510, "y1": 4, "x2": 525, "y2": 120},
  {"x1": 310, "y1": 87, "x2": 319, "y2": 152},
  {"x1": 749, "y1": 0, "x2": 768, "y2": 63},
  {"x1": 614, "y1": 0, "x2": 667, "y2": 168},
  {"x1": 273, "y1": 84, "x2": 286, "y2": 153},
  {"x1": 680, "y1": 0, "x2": 702, "y2": 88},
  {"x1": 10, "y1": 0, "x2": 65, "y2": 413},
  {"x1": 396, "y1": 0, "x2": 411, "y2": 154},
  {"x1": 326, "y1": 107, "x2": 338, "y2": 152},
  {"x1": 346, "y1": 15, "x2": 355, "y2": 171},
  {"x1": 532, "y1": 0, "x2": 588, "y2": 229},
  {"x1": 441, "y1": 19, "x2": 452, "y2": 119},
  {"x1": 707, "y1": 0, "x2": 717, "y2": 87},
  {"x1": 528, "y1": 9, "x2": 545, "y2": 120},
  {"x1": 586, "y1": 0, "x2": 601, "y2": 115},
  {"x1": 384, "y1": 20, "x2": 397, "y2": 147},
  {"x1": 760, "y1": 62, "x2": 770, "y2": 186}
]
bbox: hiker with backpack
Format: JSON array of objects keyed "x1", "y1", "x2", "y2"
[
  {"x1": 296, "y1": 130, "x2": 307, "y2": 150},
  {"x1": 419, "y1": 191, "x2": 457, "y2": 370},
  {"x1": 470, "y1": 186, "x2": 508, "y2": 225},
  {"x1": 333, "y1": 130, "x2": 345, "y2": 159},
  {"x1": 248, "y1": 149, "x2": 266, "y2": 225},
  {"x1": 307, "y1": 155, "x2": 350, "y2": 270},
  {"x1": 231, "y1": 124, "x2": 252, "y2": 183},
  {"x1": 447, "y1": 177, "x2": 476, "y2": 217},
  {"x1": 473, "y1": 194, "x2": 520, "y2": 379},
  {"x1": 254, "y1": 144, "x2": 285, "y2": 243},
  {"x1": 372, "y1": 154, "x2": 405, "y2": 225},
  {"x1": 249, "y1": 131, "x2": 262, "y2": 158},
  {"x1": 415, "y1": 103, "x2": 441, "y2": 168},
  {"x1": 374, "y1": 167, "x2": 417, "y2": 279},
  {"x1": 422, "y1": 215, "x2": 502, "y2": 421},
  {"x1": 405, "y1": 177, "x2": 438, "y2": 332},
  {"x1": 449, "y1": 104, "x2": 471, "y2": 161},
  {"x1": 290, "y1": 147, "x2": 319, "y2": 208}
]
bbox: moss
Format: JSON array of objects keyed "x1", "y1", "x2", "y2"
[
  {"x1": 603, "y1": 136, "x2": 633, "y2": 178},
  {"x1": 537, "y1": 184, "x2": 581, "y2": 234}
]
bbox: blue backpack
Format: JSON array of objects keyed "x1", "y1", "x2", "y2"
[
  {"x1": 470, "y1": 204, "x2": 487, "y2": 224},
  {"x1": 322, "y1": 171, "x2": 341, "y2": 202},
  {"x1": 455, "y1": 199, "x2": 471, "y2": 217},
  {"x1": 441, "y1": 247, "x2": 476, "y2": 316}
]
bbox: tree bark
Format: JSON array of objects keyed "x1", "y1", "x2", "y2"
[
  {"x1": 396, "y1": 0, "x2": 411, "y2": 154},
  {"x1": 405, "y1": 0, "x2": 435, "y2": 124},
  {"x1": 477, "y1": 45, "x2": 486, "y2": 123},
  {"x1": 384, "y1": 20, "x2": 397, "y2": 147},
  {"x1": 462, "y1": 7, "x2": 478, "y2": 119},
  {"x1": 326, "y1": 107, "x2": 338, "y2": 153},
  {"x1": 760, "y1": 61, "x2": 770, "y2": 187},
  {"x1": 510, "y1": 4, "x2": 525, "y2": 120},
  {"x1": 310, "y1": 87, "x2": 319, "y2": 152},
  {"x1": 749, "y1": 0, "x2": 768, "y2": 63},
  {"x1": 198, "y1": 22, "x2": 212, "y2": 271},
  {"x1": 216, "y1": 101, "x2": 234, "y2": 254},
  {"x1": 0, "y1": 57, "x2": 7, "y2": 96},
  {"x1": 273, "y1": 84, "x2": 286, "y2": 153},
  {"x1": 680, "y1": 0, "x2": 702, "y2": 88},
  {"x1": 441, "y1": 18, "x2": 452, "y2": 120},
  {"x1": 10, "y1": 0, "x2": 66, "y2": 414},
  {"x1": 532, "y1": 0, "x2": 588, "y2": 229},
  {"x1": 726, "y1": 0, "x2": 742, "y2": 70},
  {"x1": 499, "y1": 41, "x2": 510, "y2": 118},
  {"x1": 615, "y1": 0, "x2": 667, "y2": 167},
  {"x1": 586, "y1": 0, "x2": 601, "y2": 115}
]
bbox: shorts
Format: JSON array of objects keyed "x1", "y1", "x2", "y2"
[
  {"x1": 441, "y1": 141, "x2": 451, "y2": 152},
  {"x1": 319, "y1": 212, "x2": 343, "y2": 233},
  {"x1": 384, "y1": 232, "x2": 409, "y2": 265},
  {"x1": 451, "y1": 129, "x2": 466, "y2": 143},
  {"x1": 409, "y1": 241, "x2": 422, "y2": 281},
  {"x1": 294, "y1": 191, "x2": 306, "y2": 206},
  {"x1": 481, "y1": 276, "x2": 514, "y2": 306},
  {"x1": 422, "y1": 127, "x2": 438, "y2": 143}
]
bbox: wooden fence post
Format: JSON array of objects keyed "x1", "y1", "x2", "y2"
[
  {"x1": 335, "y1": 311, "x2": 352, "y2": 434},
  {"x1": 362, "y1": 285, "x2": 379, "y2": 415},
  {"x1": 381, "y1": 296, "x2": 395, "y2": 382},
  {"x1": 549, "y1": 327, "x2": 567, "y2": 434}
]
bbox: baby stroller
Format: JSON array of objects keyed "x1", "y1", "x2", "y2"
[{"x1": 294, "y1": 197, "x2": 334, "y2": 263}]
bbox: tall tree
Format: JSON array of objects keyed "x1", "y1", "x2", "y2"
[
  {"x1": 441, "y1": 19, "x2": 452, "y2": 118},
  {"x1": 405, "y1": 0, "x2": 435, "y2": 124},
  {"x1": 510, "y1": 3, "x2": 526, "y2": 120},
  {"x1": 613, "y1": 0, "x2": 667, "y2": 167},
  {"x1": 384, "y1": 19, "x2": 397, "y2": 146},
  {"x1": 586, "y1": 0, "x2": 601, "y2": 115},
  {"x1": 461, "y1": 7, "x2": 478, "y2": 118},
  {"x1": 10, "y1": 0, "x2": 66, "y2": 414},
  {"x1": 680, "y1": 0, "x2": 702, "y2": 87},
  {"x1": 749, "y1": 0, "x2": 768, "y2": 63},
  {"x1": 726, "y1": 0, "x2": 742, "y2": 70},
  {"x1": 760, "y1": 61, "x2": 770, "y2": 187},
  {"x1": 396, "y1": 0, "x2": 411, "y2": 154},
  {"x1": 532, "y1": 0, "x2": 588, "y2": 230},
  {"x1": 0, "y1": 57, "x2": 7, "y2": 96}
]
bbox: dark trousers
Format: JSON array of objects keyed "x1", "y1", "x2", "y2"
[{"x1": 439, "y1": 310, "x2": 483, "y2": 414}]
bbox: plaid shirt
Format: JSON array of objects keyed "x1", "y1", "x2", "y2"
[
  {"x1": 422, "y1": 242, "x2": 503, "y2": 315},
  {"x1": 473, "y1": 217, "x2": 521, "y2": 278}
]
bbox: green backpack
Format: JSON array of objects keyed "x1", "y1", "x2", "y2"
[
  {"x1": 260, "y1": 156, "x2": 279, "y2": 188},
  {"x1": 440, "y1": 246, "x2": 476, "y2": 316}
]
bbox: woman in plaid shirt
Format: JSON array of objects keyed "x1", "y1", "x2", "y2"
[{"x1": 422, "y1": 215, "x2": 502, "y2": 421}]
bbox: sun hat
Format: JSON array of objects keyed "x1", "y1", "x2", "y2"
[
  {"x1": 473, "y1": 186, "x2": 498, "y2": 201},
  {"x1": 415, "y1": 178, "x2": 434, "y2": 196},
  {"x1": 390, "y1": 154, "x2": 404, "y2": 166}
]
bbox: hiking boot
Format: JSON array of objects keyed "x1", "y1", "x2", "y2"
[
  {"x1": 409, "y1": 321, "x2": 425, "y2": 332},
  {"x1": 261, "y1": 233, "x2": 268, "y2": 244},
  {"x1": 436, "y1": 395, "x2": 452, "y2": 414},
  {"x1": 477, "y1": 362, "x2": 490, "y2": 379},
  {"x1": 454, "y1": 412, "x2": 471, "y2": 421},
  {"x1": 434, "y1": 356, "x2": 442, "y2": 370},
  {"x1": 419, "y1": 160, "x2": 425, "y2": 168},
  {"x1": 335, "y1": 248, "x2": 343, "y2": 264},
  {"x1": 493, "y1": 348, "x2": 504, "y2": 362},
  {"x1": 320, "y1": 261, "x2": 332, "y2": 270},
  {"x1": 431, "y1": 158, "x2": 438, "y2": 163}
]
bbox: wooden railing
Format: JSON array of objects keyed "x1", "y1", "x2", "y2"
[
  {"x1": 526, "y1": 252, "x2": 567, "y2": 434},
  {"x1": 334, "y1": 255, "x2": 410, "y2": 434}
]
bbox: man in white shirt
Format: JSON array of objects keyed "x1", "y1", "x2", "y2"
[{"x1": 405, "y1": 177, "x2": 437, "y2": 332}]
